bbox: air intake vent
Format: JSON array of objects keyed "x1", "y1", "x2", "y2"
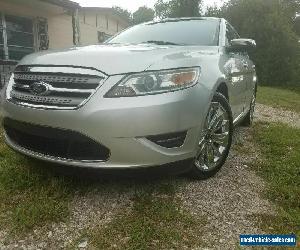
[
  {"x1": 3, "y1": 118, "x2": 110, "y2": 162},
  {"x1": 7, "y1": 66, "x2": 106, "y2": 110},
  {"x1": 146, "y1": 131, "x2": 187, "y2": 148}
]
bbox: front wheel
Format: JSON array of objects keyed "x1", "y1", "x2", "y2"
[{"x1": 189, "y1": 93, "x2": 233, "y2": 179}]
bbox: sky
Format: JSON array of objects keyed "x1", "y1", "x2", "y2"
[{"x1": 72, "y1": 0, "x2": 225, "y2": 13}]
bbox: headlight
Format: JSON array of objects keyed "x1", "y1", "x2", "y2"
[{"x1": 105, "y1": 67, "x2": 200, "y2": 97}]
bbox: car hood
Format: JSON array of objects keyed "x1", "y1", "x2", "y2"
[{"x1": 19, "y1": 44, "x2": 219, "y2": 75}]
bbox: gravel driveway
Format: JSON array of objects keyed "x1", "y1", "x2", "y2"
[
  {"x1": 1, "y1": 104, "x2": 298, "y2": 249},
  {"x1": 255, "y1": 103, "x2": 300, "y2": 128},
  {"x1": 178, "y1": 126, "x2": 275, "y2": 249}
]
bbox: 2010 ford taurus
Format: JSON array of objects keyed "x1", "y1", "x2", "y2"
[{"x1": 0, "y1": 17, "x2": 257, "y2": 179}]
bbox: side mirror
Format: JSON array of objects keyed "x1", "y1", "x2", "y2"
[{"x1": 227, "y1": 38, "x2": 256, "y2": 52}]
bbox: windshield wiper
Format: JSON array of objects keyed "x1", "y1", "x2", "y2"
[{"x1": 142, "y1": 40, "x2": 182, "y2": 46}]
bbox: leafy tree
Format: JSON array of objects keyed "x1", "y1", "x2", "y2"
[
  {"x1": 133, "y1": 6, "x2": 155, "y2": 24},
  {"x1": 205, "y1": 4, "x2": 222, "y2": 17},
  {"x1": 154, "y1": 0, "x2": 202, "y2": 19},
  {"x1": 205, "y1": 0, "x2": 300, "y2": 86},
  {"x1": 281, "y1": 0, "x2": 300, "y2": 17},
  {"x1": 113, "y1": 6, "x2": 132, "y2": 24}
]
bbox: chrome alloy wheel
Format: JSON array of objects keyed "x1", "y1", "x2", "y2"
[{"x1": 194, "y1": 101, "x2": 230, "y2": 171}]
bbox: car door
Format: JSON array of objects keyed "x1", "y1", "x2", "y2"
[
  {"x1": 224, "y1": 23, "x2": 248, "y2": 120},
  {"x1": 240, "y1": 52, "x2": 256, "y2": 112}
]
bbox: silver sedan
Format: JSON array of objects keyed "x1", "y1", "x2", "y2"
[{"x1": 1, "y1": 17, "x2": 257, "y2": 179}]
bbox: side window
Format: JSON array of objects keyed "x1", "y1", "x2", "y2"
[{"x1": 225, "y1": 23, "x2": 240, "y2": 46}]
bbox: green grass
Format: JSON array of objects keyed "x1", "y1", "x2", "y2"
[
  {"x1": 0, "y1": 136, "x2": 74, "y2": 233},
  {"x1": 88, "y1": 180, "x2": 207, "y2": 249},
  {"x1": 0, "y1": 129, "x2": 205, "y2": 248},
  {"x1": 0, "y1": 133, "x2": 137, "y2": 235},
  {"x1": 251, "y1": 122, "x2": 300, "y2": 237},
  {"x1": 0, "y1": 129, "x2": 102, "y2": 234},
  {"x1": 257, "y1": 86, "x2": 300, "y2": 113}
]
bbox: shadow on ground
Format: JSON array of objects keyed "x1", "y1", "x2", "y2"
[{"x1": 26, "y1": 156, "x2": 191, "y2": 184}]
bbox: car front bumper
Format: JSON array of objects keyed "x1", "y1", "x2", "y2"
[{"x1": 1, "y1": 75, "x2": 211, "y2": 169}]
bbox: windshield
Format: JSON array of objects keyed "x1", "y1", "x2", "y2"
[{"x1": 107, "y1": 19, "x2": 220, "y2": 46}]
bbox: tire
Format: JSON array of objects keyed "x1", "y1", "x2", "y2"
[
  {"x1": 241, "y1": 86, "x2": 257, "y2": 127},
  {"x1": 189, "y1": 92, "x2": 233, "y2": 179}
]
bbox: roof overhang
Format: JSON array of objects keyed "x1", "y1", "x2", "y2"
[{"x1": 39, "y1": 0, "x2": 79, "y2": 10}]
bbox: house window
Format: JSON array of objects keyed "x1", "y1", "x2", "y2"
[
  {"x1": 0, "y1": 13, "x2": 34, "y2": 61},
  {"x1": 97, "y1": 31, "x2": 111, "y2": 43}
]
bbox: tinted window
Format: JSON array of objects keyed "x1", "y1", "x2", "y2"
[{"x1": 108, "y1": 19, "x2": 220, "y2": 46}]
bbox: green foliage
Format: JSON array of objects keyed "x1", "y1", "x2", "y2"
[
  {"x1": 205, "y1": 0, "x2": 300, "y2": 86},
  {"x1": 112, "y1": 6, "x2": 133, "y2": 24},
  {"x1": 282, "y1": 0, "x2": 300, "y2": 17},
  {"x1": 154, "y1": 0, "x2": 202, "y2": 19},
  {"x1": 205, "y1": 4, "x2": 222, "y2": 17},
  {"x1": 133, "y1": 6, "x2": 155, "y2": 24}
]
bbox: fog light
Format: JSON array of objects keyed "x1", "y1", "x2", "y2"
[{"x1": 146, "y1": 131, "x2": 187, "y2": 148}]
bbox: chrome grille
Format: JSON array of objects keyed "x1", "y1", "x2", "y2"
[{"x1": 7, "y1": 66, "x2": 106, "y2": 109}]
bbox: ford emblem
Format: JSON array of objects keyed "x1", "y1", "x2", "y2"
[{"x1": 30, "y1": 81, "x2": 51, "y2": 96}]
